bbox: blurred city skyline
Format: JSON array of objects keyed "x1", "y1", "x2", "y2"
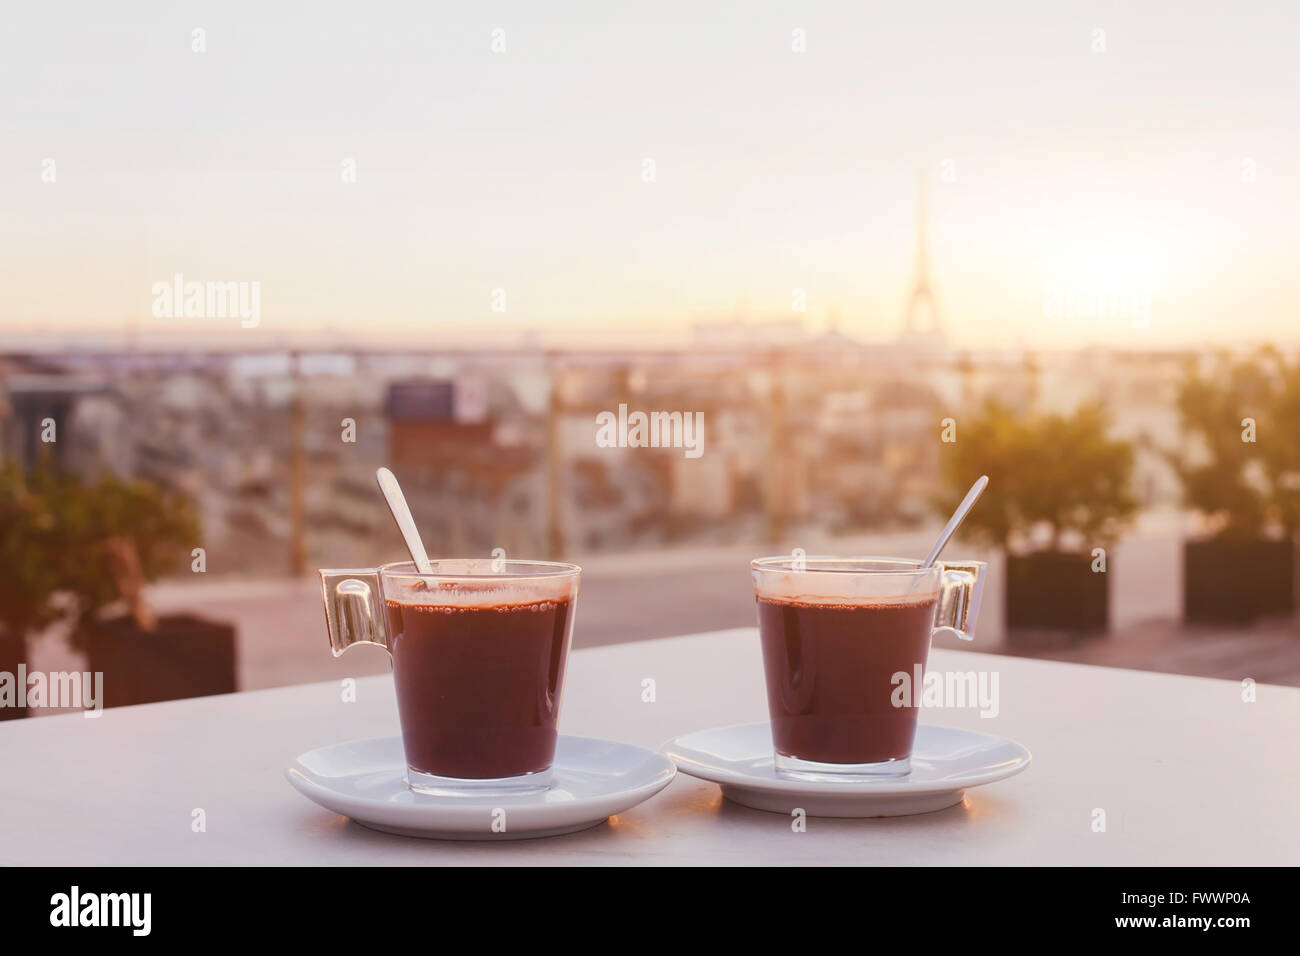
[{"x1": 3, "y1": 1, "x2": 1300, "y2": 352}]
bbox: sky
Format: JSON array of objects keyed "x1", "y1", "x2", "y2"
[{"x1": 2, "y1": 0, "x2": 1298, "y2": 351}]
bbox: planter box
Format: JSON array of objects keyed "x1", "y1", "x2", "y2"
[
  {"x1": 86, "y1": 614, "x2": 237, "y2": 709},
  {"x1": 1006, "y1": 551, "x2": 1109, "y2": 638},
  {"x1": 1183, "y1": 537, "x2": 1295, "y2": 624}
]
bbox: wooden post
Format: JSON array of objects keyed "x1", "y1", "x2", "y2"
[
  {"x1": 289, "y1": 352, "x2": 307, "y2": 576},
  {"x1": 545, "y1": 360, "x2": 564, "y2": 560},
  {"x1": 764, "y1": 351, "x2": 786, "y2": 546}
]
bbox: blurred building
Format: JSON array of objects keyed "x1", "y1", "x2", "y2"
[
  {"x1": 0, "y1": 355, "x2": 113, "y2": 475},
  {"x1": 387, "y1": 379, "x2": 543, "y2": 557},
  {"x1": 0, "y1": 338, "x2": 1219, "y2": 574}
]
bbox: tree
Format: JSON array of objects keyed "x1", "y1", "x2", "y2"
[
  {"x1": 0, "y1": 465, "x2": 68, "y2": 717},
  {"x1": 0, "y1": 464, "x2": 199, "y2": 667},
  {"x1": 1256, "y1": 349, "x2": 1300, "y2": 535},
  {"x1": 938, "y1": 399, "x2": 1137, "y2": 552},
  {"x1": 58, "y1": 473, "x2": 199, "y2": 647},
  {"x1": 1172, "y1": 348, "x2": 1299, "y2": 538}
]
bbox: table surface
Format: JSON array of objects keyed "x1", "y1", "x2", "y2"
[{"x1": 2, "y1": 628, "x2": 1297, "y2": 865}]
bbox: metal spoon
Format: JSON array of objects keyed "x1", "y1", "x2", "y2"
[
  {"x1": 375, "y1": 467, "x2": 433, "y2": 573},
  {"x1": 921, "y1": 475, "x2": 989, "y2": 568}
]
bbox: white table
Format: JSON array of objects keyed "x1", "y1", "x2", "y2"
[{"x1": 2, "y1": 628, "x2": 1297, "y2": 865}]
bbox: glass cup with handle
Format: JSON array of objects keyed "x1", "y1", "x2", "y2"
[
  {"x1": 751, "y1": 556, "x2": 985, "y2": 780},
  {"x1": 319, "y1": 558, "x2": 581, "y2": 796}
]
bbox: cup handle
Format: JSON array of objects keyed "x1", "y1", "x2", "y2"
[
  {"x1": 319, "y1": 569, "x2": 390, "y2": 656},
  {"x1": 932, "y1": 562, "x2": 985, "y2": 642}
]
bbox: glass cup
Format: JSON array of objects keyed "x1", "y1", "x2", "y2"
[
  {"x1": 751, "y1": 556, "x2": 985, "y2": 780},
  {"x1": 319, "y1": 559, "x2": 581, "y2": 796}
]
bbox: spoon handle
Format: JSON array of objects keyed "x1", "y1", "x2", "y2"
[
  {"x1": 922, "y1": 475, "x2": 989, "y2": 569},
  {"x1": 375, "y1": 467, "x2": 433, "y2": 574}
]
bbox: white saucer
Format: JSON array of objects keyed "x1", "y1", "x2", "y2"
[
  {"x1": 663, "y1": 722, "x2": 1030, "y2": 817},
  {"x1": 287, "y1": 735, "x2": 676, "y2": 840}
]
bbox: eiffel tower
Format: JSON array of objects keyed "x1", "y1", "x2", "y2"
[{"x1": 897, "y1": 170, "x2": 947, "y2": 350}]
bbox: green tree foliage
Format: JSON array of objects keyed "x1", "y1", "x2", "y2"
[
  {"x1": 938, "y1": 400, "x2": 1137, "y2": 552},
  {"x1": 1173, "y1": 348, "x2": 1300, "y2": 538},
  {"x1": 0, "y1": 464, "x2": 199, "y2": 648},
  {"x1": 1255, "y1": 350, "x2": 1300, "y2": 535},
  {"x1": 0, "y1": 464, "x2": 66, "y2": 643}
]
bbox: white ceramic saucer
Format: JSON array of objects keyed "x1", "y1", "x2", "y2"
[
  {"x1": 287, "y1": 735, "x2": 676, "y2": 840},
  {"x1": 663, "y1": 722, "x2": 1030, "y2": 817}
]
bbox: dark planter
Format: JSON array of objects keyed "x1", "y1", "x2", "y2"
[
  {"x1": 1183, "y1": 537, "x2": 1295, "y2": 624},
  {"x1": 0, "y1": 634, "x2": 27, "y2": 720},
  {"x1": 1006, "y1": 551, "x2": 1109, "y2": 638},
  {"x1": 85, "y1": 614, "x2": 237, "y2": 709}
]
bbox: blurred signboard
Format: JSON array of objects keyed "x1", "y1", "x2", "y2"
[{"x1": 386, "y1": 382, "x2": 455, "y2": 421}]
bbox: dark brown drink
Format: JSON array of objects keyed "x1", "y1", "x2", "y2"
[
  {"x1": 757, "y1": 596, "x2": 938, "y2": 765},
  {"x1": 385, "y1": 597, "x2": 573, "y2": 780}
]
